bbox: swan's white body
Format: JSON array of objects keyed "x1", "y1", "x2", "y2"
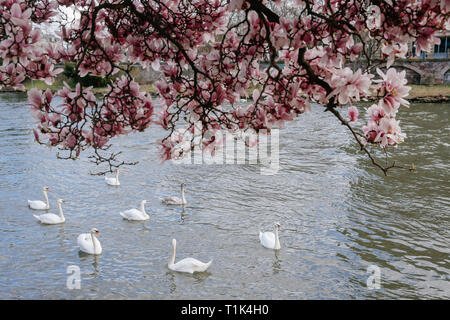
[
  {"x1": 105, "y1": 169, "x2": 120, "y2": 186},
  {"x1": 28, "y1": 187, "x2": 50, "y2": 210},
  {"x1": 168, "y1": 239, "x2": 212, "y2": 274},
  {"x1": 77, "y1": 228, "x2": 102, "y2": 255},
  {"x1": 33, "y1": 199, "x2": 65, "y2": 224},
  {"x1": 120, "y1": 200, "x2": 149, "y2": 221},
  {"x1": 161, "y1": 183, "x2": 186, "y2": 205},
  {"x1": 259, "y1": 223, "x2": 281, "y2": 250}
]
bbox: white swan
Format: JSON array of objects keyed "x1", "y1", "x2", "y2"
[
  {"x1": 168, "y1": 239, "x2": 212, "y2": 274},
  {"x1": 28, "y1": 187, "x2": 50, "y2": 210},
  {"x1": 105, "y1": 169, "x2": 120, "y2": 186},
  {"x1": 120, "y1": 200, "x2": 150, "y2": 221},
  {"x1": 161, "y1": 183, "x2": 186, "y2": 205},
  {"x1": 77, "y1": 228, "x2": 102, "y2": 255},
  {"x1": 259, "y1": 222, "x2": 281, "y2": 250},
  {"x1": 33, "y1": 199, "x2": 66, "y2": 224}
]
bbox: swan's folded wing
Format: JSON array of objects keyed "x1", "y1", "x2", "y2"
[
  {"x1": 37, "y1": 213, "x2": 61, "y2": 224},
  {"x1": 120, "y1": 208, "x2": 142, "y2": 219},
  {"x1": 161, "y1": 196, "x2": 181, "y2": 204},
  {"x1": 170, "y1": 257, "x2": 211, "y2": 273},
  {"x1": 77, "y1": 233, "x2": 89, "y2": 245},
  {"x1": 77, "y1": 233, "x2": 93, "y2": 253},
  {"x1": 177, "y1": 258, "x2": 207, "y2": 268},
  {"x1": 105, "y1": 177, "x2": 119, "y2": 185},
  {"x1": 260, "y1": 232, "x2": 275, "y2": 247},
  {"x1": 28, "y1": 200, "x2": 47, "y2": 210}
]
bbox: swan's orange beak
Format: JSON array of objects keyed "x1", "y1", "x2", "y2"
[{"x1": 96, "y1": 231, "x2": 101, "y2": 237}]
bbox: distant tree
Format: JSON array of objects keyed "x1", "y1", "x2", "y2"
[{"x1": 63, "y1": 61, "x2": 109, "y2": 88}]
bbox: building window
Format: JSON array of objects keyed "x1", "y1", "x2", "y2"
[{"x1": 433, "y1": 36, "x2": 449, "y2": 58}]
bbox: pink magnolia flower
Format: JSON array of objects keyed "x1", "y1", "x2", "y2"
[
  {"x1": 382, "y1": 42, "x2": 408, "y2": 68},
  {"x1": 362, "y1": 103, "x2": 405, "y2": 148},
  {"x1": 329, "y1": 68, "x2": 372, "y2": 105},
  {"x1": 415, "y1": 27, "x2": 441, "y2": 53},
  {"x1": 366, "y1": 104, "x2": 385, "y2": 122},
  {"x1": 375, "y1": 68, "x2": 411, "y2": 115},
  {"x1": 377, "y1": 117, "x2": 406, "y2": 147},
  {"x1": 28, "y1": 88, "x2": 43, "y2": 108},
  {"x1": 347, "y1": 106, "x2": 359, "y2": 123}
]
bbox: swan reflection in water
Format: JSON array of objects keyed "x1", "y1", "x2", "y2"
[
  {"x1": 179, "y1": 206, "x2": 186, "y2": 224},
  {"x1": 165, "y1": 268, "x2": 212, "y2": 294},
  {"x1": 78, "y1": 251, "x2": 101, "y2": 275},
  {"x1": 272, "y1": 250, "x2": 282, "y2": 275}
]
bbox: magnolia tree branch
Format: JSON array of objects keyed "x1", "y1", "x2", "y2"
[
  {"x1": 0, "y1": 0, "x2": 448, "y2": 175},
  {"x1": 296, "y1": 30, "x2": 413, "y2": 175}
]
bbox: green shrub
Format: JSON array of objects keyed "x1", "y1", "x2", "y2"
[{"x1": 63, "y1": 61, "x2": 109, "y2": 88}]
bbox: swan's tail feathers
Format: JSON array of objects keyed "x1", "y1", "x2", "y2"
[
  {"x1": 33, "y1": 214, "x2": 41, "y2": 221},
  {"x1": 119, "y1": 211, "x2": 126, "y2": 219},
  {"x1": 259, "y1": 231, "x2": 264, "y2": 244},
  {"x1": 205, "y1": 260, "x2": 213, "y2": 269}
]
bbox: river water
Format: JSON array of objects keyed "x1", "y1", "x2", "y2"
[{"x1": 0, "y1": 92, "x2": 448, "y2": 299}]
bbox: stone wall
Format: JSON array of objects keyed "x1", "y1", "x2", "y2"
[{"x1": 347, "y1": 59, "x2": 450, "y2": 85}]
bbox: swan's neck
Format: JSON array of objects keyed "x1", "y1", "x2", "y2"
[
  {"x1": 58, "y1": 202, "x2": 64, "y2": 219},
  {"x1": 274, "y1": 227, "x2": 280, "y2": 249},
  {"x1": 115, "y1": 171, "x2": 119, "y2": 183},
  {"x1": 140, "y1": 201, "x2": 146, "y2": 214},
  {"x1": 181, "y1": 187, "x2": 186, "y2": 203},
  {"x1": 169, "y1": 243, "x2": 176, "y2": 266},
  {"x1": 91, "y1": 232, "x2": 98, "y2": 253},
  {"x1": 43, "y1": 191, "x2": 49, "y2": 208}
]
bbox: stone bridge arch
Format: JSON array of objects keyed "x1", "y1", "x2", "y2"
[
  {"x1": 393, "y1": 60, "x2": 450, "y2": 85},
  {"x1": 375, "y1": 62, "x2": 422, "y2": 85},
  {"x1": 444, "y1": 69, "x2": 450, "y2": 84},
  {"x1": 348, "y1": 59, "x2": 450, "y2": 85},
  {"x1": 394, "y1": 64, "x2": 422, "y2": 85}
]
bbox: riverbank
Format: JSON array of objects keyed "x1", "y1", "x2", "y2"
[
  {"x1": 363, "y1": 84, "x2": 450, "y2": 103},
  {"x1": 1, "y1": 82, "x2": 450, "y2": 103},
  {"x1": 0, "y1": 80, "x2": 157, "y2": 95},
  {"x1": 405, "y1": 85, "x2": 450, "y2": 103}
]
